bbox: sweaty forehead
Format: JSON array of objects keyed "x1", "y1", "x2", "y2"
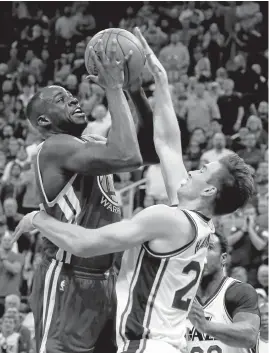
[{"x1": 40, "y1": 86, "x2": 70, "y2": 100}]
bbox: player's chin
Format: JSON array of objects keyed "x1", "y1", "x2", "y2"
[{"x1": 71, "y1": 112, "x2": 87, "y2": 124}]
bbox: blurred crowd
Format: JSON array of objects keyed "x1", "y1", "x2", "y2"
[{"x1": 0, "y1": 2, "x2": 267, "y2": 352}]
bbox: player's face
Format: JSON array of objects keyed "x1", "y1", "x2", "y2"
[
  {"x1": 202, "y1": 234, "x2": 225, "y2": 277},
  {"x1": 177, "y1": 161, "x2": 221, "y2": 201},
  {"x1": 40, "y1": 86, "x2": 87, "y2": 135}
]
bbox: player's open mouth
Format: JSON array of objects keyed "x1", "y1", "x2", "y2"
[{"x1": 72, "y1": 107, "x2": 84, "y2": 115}]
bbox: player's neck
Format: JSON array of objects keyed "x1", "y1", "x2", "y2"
[
  {"x1": 177, "y1": 201, "x2": 212, "y2": 219},
  {"x1": 197, "y1": 270, "x2": 225, "y2": 303}
]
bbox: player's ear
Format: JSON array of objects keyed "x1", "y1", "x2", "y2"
[
  {"x1": 37, "y1": 115, "x2": 51, "y2": 127},
  {"x1": 200, "y1": 186, "x2": 217, "y2": 198},
  {"x1": 221, "y1": 252, "x2": 227, "y2": 267}
]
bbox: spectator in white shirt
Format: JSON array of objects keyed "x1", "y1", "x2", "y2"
[{"x1": 200, "y1": 132, "x2": 233, "y2": 164}]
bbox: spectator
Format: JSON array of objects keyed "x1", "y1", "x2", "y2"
[
  {"x1": 228, "y1": 205, "x2": 268, "y2": 287},
  {"x1": 193, "y1": 46, "x2": 211, "y2": 79},
  {"x1": 259, "y1": 303, "x2": 269, "y2": 351},
  {"x1": 86, "y1": 105, "x2": 111, "y2": 138},
  {"x1": 189, "y1": 127, "x2": 207, "y2": 150},
  {"x1": 19, "y1": 159, "x2": 39, "y2": 215},
  {"x1": 181, "y1": 82, "x2": 220, "y2": 132},
  {"x1": 0, "y1": 233, "x2": 23, "y2": 317},
  {"x1": 3, "y1": 198, "x2": 23, "y2": 234},
  {"x1": 0, "y1": 163, "x2": 24, "y2": 206},
  {"x1": 5, "y1": 307, "x2": 31, "y2": 353},
  {"x1": 159, "y1": 31, "x2": 190, "y2": 78},
  {"x1": 229, "y1": 266, "x2": 248, "y2": 282},
  {"x1": 4, "y1": 294, "x2": 20, "y2": 312},
  {"x1": 237, "y1": 133, "x2": 264, "y2": 169},
  {"x1": 203, "y1": 23, "x2": 225, "y2": 76},
  {"x1": 230, "y1": 126, "x2": 249, "y2": 152},
  {"x1": 245, "y1": 115, "x2": 268, "y2": 148},
  {"x1": 0, "y1": 315, "x2": 21, "y2": 353},
  {"x1": 257, "y1": 264, "x2": 268, "y2": 294},
  {"x1": 256, "y1": 288, "x2": 267, "y2": 307},
  {"x1": 0, "y1": 218, "x2": 18, "y2": 254},
  {"x1": 144, "y1": 164, "x2": 168, "y2": 206},
  {"x1": 217, "y1": 79, "x2": 244, "y2": 135},
  {"x1": 257, "y1": 101, "x2": 268, "y2": 132},
  {"x1": 200, "y1": 132, "x2": 233, "y2": 164}
]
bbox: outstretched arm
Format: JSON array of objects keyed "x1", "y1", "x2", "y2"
[
  {"x1": 135, "y1": 28, "x2": 188, "y2": 205},
  {"x1": 12, "y1": 205, "x2": 173, "y2": 257}
]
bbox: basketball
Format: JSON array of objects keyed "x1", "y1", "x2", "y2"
[{"x1": 85, "y1": 28, "x2": 146, "y2": 88}]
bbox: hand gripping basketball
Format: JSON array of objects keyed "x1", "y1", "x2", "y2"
[
  {"x1": 86, "y1": 39, "x2": 133, "y2": 90},
  {"x1": 134, "y1": 27, "x2": 168, "y2": 83}
]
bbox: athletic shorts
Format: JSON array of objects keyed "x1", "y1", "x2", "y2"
[{"x1": 29, "y1": 258, "x2": 116, "y2": 353}]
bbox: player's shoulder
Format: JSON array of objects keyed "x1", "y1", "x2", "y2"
[
  {"x1": 41, "y1": 134, "x2": 84, "y2": 157},
  {"x1": 134, "y1": 205, "x2": 192, "y2": 230},
  {"x1": 225, "y1": 279, "x2": 258, "y2": 302}
]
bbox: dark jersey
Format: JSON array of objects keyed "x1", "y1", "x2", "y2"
[{"x1": 34, "y1": 139, "x2": 121, "y2": 272}]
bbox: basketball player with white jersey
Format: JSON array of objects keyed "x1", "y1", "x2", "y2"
[
  {"x1": 257, "y1": 303, "x2": 268, "y2": 353},
  {"x1": 13, "y1": 28, "x2": 255, "y2": 353},
  {"x1": 186, "y1": 232, "x2": 260, "y2": 353}
]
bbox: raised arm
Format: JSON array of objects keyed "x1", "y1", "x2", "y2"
[
  {"x1": 127, "y1": 80, "x2": 159, "y2": 165},
  {"x1": 134, "y1": 28, "x2": 188, "y2": 205},
  {"x1": 48, "y1": 39, "x2": 142, "y2": 176}
]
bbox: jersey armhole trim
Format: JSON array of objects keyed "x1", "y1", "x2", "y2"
[
  {"x1": 223, "y1": 279, "x2": 240, "y2": 322},
  {"x1": 36, "y1": 143, "x2": 77, "y2": 207},
  {"x1": 143, "y1": 209, "x2": 198, "y2": 259}
]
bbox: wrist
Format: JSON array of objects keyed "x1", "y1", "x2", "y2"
[
  {"x1": 204, "y1": 321, "x2": 214, "y2": 335},
  {"x1": 105, "y1": 86, "x2": 123, "y2": 93}
]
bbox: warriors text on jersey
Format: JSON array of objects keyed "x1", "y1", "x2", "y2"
[
  {"x1": 186, "y1": 277, "x2": 260, "y2": 353},
  {"x1": 35, "y1": 139, "x2": 121, "y2": 271},
  {"x1": 116, "y1": 209, "x2": 215, "y2": 353}
]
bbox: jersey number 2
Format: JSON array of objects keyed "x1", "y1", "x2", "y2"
[{"x1": 172, "y1": 261, "x2": 201, "y2": 311}]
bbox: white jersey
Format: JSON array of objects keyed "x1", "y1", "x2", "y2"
[
  {"x1": 0, "y1": 332, "x2": 20, "y2": 353},
  {"x1": 257, "y1": 337, "x2": 268, "y2": 353},
  {"x1": 186, "y1": 277, "x2": 254, "y2": 353},
  {"x1": 116, "y1": 209, "x2": 215, "y2": 353}
]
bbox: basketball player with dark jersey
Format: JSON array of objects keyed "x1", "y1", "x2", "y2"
[
  {"x1": 24, "y1": 40, "x2": 157, "y2": 353},
  {"x1": 14, "y1": 29, "x2": 255, "y2": 353},
  {"x1": 186, "y1": 232, "x2": 260, "y2": 353}
]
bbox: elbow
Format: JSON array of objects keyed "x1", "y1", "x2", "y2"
[
  {"x1": 125, "y1": 154, "x2": 143, "y2": 169},
  {"x1": 244, "y1": 328, "x2": 259, "y2": 349}
]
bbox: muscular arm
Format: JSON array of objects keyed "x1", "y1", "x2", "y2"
[
  {"x1": 31, "y1": 205, "x2": 174, "y2": 257},
  {"x1": 47, "y1": 88, "x2": 142, "y2": 176},
  {"x1": 153, "y1": 76, "x2": 188, "y2": 205},
  {"x1": 205, "y1": 282, "x2": 260, "y2": 349},
  {"x1": 128, "y1": 87, "x2": 159, "y2": 165}
]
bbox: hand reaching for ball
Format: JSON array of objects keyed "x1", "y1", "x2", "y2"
[
  {"x1": 87, "y1": 39, "x2": 133, "y2": 90},
  {"x1": 134, "y1": 27, "x2": 168, "y2": 83}
]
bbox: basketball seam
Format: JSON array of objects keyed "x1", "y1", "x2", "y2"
[
  {"x1": 117, "y1": 31, "x2": 146, "y2": 65},
  {"x1": 116, "y1": 31, "x2": 129, "y2": 86}
]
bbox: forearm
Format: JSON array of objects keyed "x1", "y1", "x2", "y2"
[
  {"x1": 236, "y1": 107, "x2": 244, "y2": 124},
  {"x1": 154, "y1": 80, "x2": 181, "y2": 147},
  {"x1": 106, "y1": 88, "x2": 142, "y2": 165},
  {"x1": 227, "y1": 230, "x2": 245, "y2": 246},
  {"x1": 32, "y1": 212, "x2": 88, "y2": 257},
  {"x1": 129, "y1": 88, "x2": 159, "y2": 164},
  {"x1": 248, "y1": 227, "x2": 266, "y2": 250},
  {"x1": 205, "y1": 321, "x2": 256, "y2": 348},
  {"x1": 2, "y1": 260, "x2": 20, "y2": 274}
]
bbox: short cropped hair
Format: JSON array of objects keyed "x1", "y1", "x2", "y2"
[
  {"x1": 212, "y1": 154, "x2": 254, "y2": 215},
  {"x1": 25, "y1": 90, "x2": 45, "y2": 127},
  {"x1": 214, "y1": 232, "x2": 228, "y2": 254}
]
